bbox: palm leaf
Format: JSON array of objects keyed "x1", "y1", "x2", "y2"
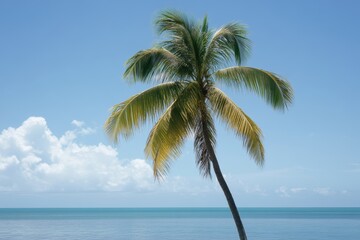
[
  {"x1": 214, "y1": 66, "x2": 293, "y2": 110},
  {"x1": 155, "y1": 10, "x2": 193, "y2": 37},
  {"x1": 124, "y1": 48, "x2": 184, "y2": 82},
  {"x1": 193, "y1": 103, "x2": 216, "y2": 178},
  {"x1": 105, "y1": 82, "x2": 184, "y2": 142},
  {"x1": 204, "y1": 23, "x2": 251, "y2": 70},
  {"x1": 208, "y1": 87, "x2": 264, "y2": 164},
  {"x1": 156, "y1": 10, "x2": 205, "y2": 78},
  {"x1": 201, "y1": 15, "x2": 208, "y2": 33},
  {"x1": 145, "y1": 81, "x2": 201, "y2": 178},
  {"x1": 155, "y1": 11, "x2": 196, "y2": 64}
]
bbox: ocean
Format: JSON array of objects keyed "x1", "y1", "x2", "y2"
[{"x1": 0, "y1": 208, "x2": 359, "y2": 240}]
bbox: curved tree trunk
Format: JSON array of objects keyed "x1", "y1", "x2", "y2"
[
  {"x1": 202, "y1": 123, "x2": 248, "y2": 240},
  {"x1": 210, "y1": 151, "x2": 248, "y2": 240}
]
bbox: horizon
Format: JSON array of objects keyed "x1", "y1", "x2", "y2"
[{"x1": 1, "y1": 207, "x2": 360, "y2": 209}]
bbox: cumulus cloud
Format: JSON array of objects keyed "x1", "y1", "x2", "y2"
[
  {"x1": 70, "y1": 119, "x2": 95, "y2": 135},
  {"x1": 0, "y1": 117, "x2": 154, "y2": 192},
  {"x1": 71, "y1": 120, "x2": 84, "y2": 128}
]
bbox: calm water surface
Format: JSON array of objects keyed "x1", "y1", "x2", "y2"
[{"x1": 0, "y1": 208, "x2": 359, "y2": 240}]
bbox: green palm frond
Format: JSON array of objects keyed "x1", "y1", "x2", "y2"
[
  {"x1": 214, "y1": 67, "x2": 293, "y2": 110},
  {"x1": 156, "y1": 10, "x2": 206, "y2": 78},
  {"x1": 204, "y1": 23, "x2": 251, "y2": 70},
  {"x1": 194, "y1": 105, "x2": 216, "y2": 178},
  {"x1": 124, "y1": 48, "x2": 184, "y2": 82},
  {"x1": 145, "y1": 81, "x2": 201, "y2": 178},
  {"x1": 105, "y1": 82, "x2": 184, "y2": 142},
  {"x1": 155, "y1": 10, "x2": 193, "y2": 36},
  {"x1": 201, "y1": 15, "x2": 208, "y2": 33},
  {"x1": 155, "y1": 11, "x2": 197, "y2": 69},
  {"x1": 199, "y1": 16, "x2": 212, "y2": 76},
  {"x1": 208, "y1": 87, "x2": 264, "y2": 164},
  {"x1": 159, "y1": 39, "x2": 196, "y2": 78}
]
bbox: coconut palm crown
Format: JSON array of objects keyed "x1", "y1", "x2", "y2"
[{"x1": 105, "y1": 10, "x2": 293, "y2": 240}]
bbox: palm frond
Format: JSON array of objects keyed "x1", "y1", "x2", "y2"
[
  {"x1": 193, "y1": 105, "x2": 216, "y2": 178},
  {"x1": 198, "y1": 16, "x2": 212, "y2": 76},
  {"x1": 155, "y1": 11, "x2": 196, "y2": 63},
  {"x1": 145, "y1": 81, "x2": 201, "y2": 178},
  {"x1": 208, "y1": 87, "x2": 264, "y2": 164},
  {"x1": 155, "y1": 10, "x2": 193, "y2": 36},
  {"x1": 159, "y1": 39, "x2": 196, "y2": 79},
  {"x1": 214, "y1": 67, "x2": 293, "y2": 110},
  {"x1": 105, "y1": 82, "x2": 184, "y2": 142},
  {"x1": 124, "y1": 48, "x2": 183, "y2": 82},
  {"x1": 156, "y1": 10, "x2": 205, "y2": 78},
  {"x1": 204, "y1": 23, "x2": 250, "y2": 70},
  {"x1": 201, "y1": 15, "x2": 208, "y2": 33}
]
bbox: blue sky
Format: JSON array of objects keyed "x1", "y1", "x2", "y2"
[{"x1": 0, "y1": 0, "x2": 359, "y2": 207}]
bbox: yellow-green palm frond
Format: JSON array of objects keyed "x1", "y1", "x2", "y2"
[
  {"x1": 193, "y1": 105, "x2": 216, "y2": 178},
  {"x1": 208, "y1": 87, "x2": 264, "y2": 164},
  {"x1": 204, "y1": 23, "x2": 251, "y2": 70},
  {"x1": 124, "y1": 48, "x2": 184, "y2": 83},
  {"x1": 155, "y1": 11, "x2": 197, "y2": 70},
  {"x1": 155, "y1": 10, "x2": 194, "y2": 37},
  {"x1": 159, "y1": 39, "x2": 196, "y2": 79},
  {"x1": 156, "y1": 10, "x2": 208, "y2": 79},
  {"x1": 214, "y1": 67, "x2": 293, "y2": 110},
  {"x1": 105, "y1": 82, "x2": 184, "y2": 142},
  {"x1": 145, "y1": 81, "x2": 201, "y2": 178}
]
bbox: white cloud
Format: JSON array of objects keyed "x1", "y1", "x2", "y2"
[
  {"x1": 275, "y1": 186, "x2": 308, "y2": 197},
  {"x1": 275, "y1": 186, "x2": 290, "y2": 197},
  {"x1": 70, "y1": 119, "x2": 95, "y2": 135},
  {"x1": 237, "y1": 179, "x2": 267, "y2": 196},
  {"x1": 313, "y1": 187, "x2": 332, "y2": 196},
  {"x1": 0, "y1": 117, "x2": 154, "y2": 192},
  {"x1": 275, "y1": 185, "x2": 344, "y2": 198},
  {"x1": 277, "y1": 186, "x2": 346, "y2": 197},
  {"x1": 290, "y1": 187, "x2": 307, "y2": 193},
  {"x1": 71, "y1": 120, "x2": 84, "y2": 127}
]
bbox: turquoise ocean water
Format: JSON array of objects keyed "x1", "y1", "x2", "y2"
[{"x1": 0, "y1": 208, "x2": 359, "y2": 239}]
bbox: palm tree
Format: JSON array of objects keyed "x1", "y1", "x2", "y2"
[{"x1": 105, "y1": 10, "x2": 293, "y2": 240}]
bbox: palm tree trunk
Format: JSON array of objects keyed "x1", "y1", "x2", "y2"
[
  {"x1": 198, "y1": 97, "x2": 247, "y2": 240},
  {"x1": 210, "y1": 152, "x2": 248, "y2": 240},
  {"x1": 203, "y1": 127, "x2": 248, "y2": 240}
]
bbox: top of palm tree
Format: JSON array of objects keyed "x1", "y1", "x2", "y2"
[
  {"x1": 124, "y1": 11, "x2": 251, "y2": 81},
  {"x1": 105, "y1": 10, "x2": 293, "y2": 178}
]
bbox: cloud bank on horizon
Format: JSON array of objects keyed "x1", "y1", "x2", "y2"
[
  {"x1": 0, "y1": 117, "x2": 352, "y2": 207},
  {"x1": 0, "y1": 117, "x2": 154, "y2": 192}
]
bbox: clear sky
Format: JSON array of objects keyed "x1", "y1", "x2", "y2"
[{"x1": 0, "y1": 0, "x2": 359, "y2": 207}]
